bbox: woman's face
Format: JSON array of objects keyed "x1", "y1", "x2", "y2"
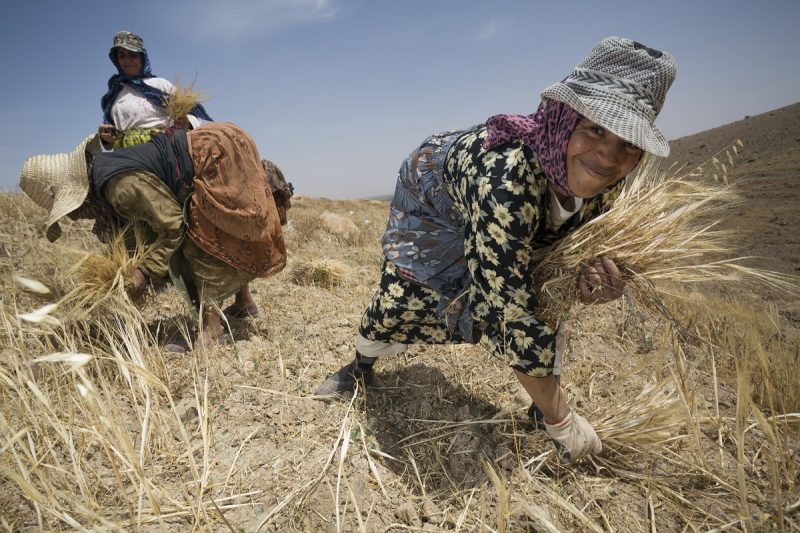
[
  {"x1": 116, "y1": 48, "x2": 143, "y2": 76},
  {"x1": 565, "y1": 118, "x2": 643, "y2": 198}
]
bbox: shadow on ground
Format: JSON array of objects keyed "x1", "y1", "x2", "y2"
[{"x1": 361, "y1": 363, "x2": 542, "y2": 498}]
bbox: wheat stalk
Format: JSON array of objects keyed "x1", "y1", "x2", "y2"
[
  {"x1": 533, "y1": 142, "x2": 798, "y2": 323},
  {"x1": 163, "y1": 80, "x2": 206, "y2": 126},
  {"x1": 289, "y1": 258, "x2": 350, "y2": 288},
  {"x1": 591, "y1": 377, "x2": 689, "y2": 449},
  {"x1": 59, "y1": 225, "x2": 149, "y2": 319}
]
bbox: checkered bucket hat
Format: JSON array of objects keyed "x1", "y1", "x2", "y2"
[
  {"x1": 19, "y1": 134, "x2": 102, "y2": 242},
  {"x1": 541, "y1": 36, "x2": 677, "y2": 157}
]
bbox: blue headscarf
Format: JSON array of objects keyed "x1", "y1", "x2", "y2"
[{"x1": 101, "y1": 47, "x2": 213, "y2": 125}]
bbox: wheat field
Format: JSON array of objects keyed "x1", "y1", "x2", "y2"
[{"x1": 0, "y1": 179, "x2": 799, "y2": 531}]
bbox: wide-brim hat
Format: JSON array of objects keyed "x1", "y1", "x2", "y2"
[
  {"x1": 112, "y1": 31, "x2": 145, "y2": 53},
  {"x1": 19, "y1": 134, "x2": 101, "y2": 242},
  {"x1": 541, "y1": 36, "x2": 677, "y2": 157}
]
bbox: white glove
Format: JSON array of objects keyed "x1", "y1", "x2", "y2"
[{"x1": 544, "y1": 410, "x2": 602, "y2": 463}]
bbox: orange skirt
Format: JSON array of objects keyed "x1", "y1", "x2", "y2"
[{"x1": 186, "y1": 122, "x2": 286, "y2": 277}]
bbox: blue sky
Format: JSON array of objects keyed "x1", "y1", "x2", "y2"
[{"x1": 1, "y1": 0, "x2": 798, "y2": 198}]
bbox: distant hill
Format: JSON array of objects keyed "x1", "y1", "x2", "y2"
[
  {"x1": 665, "y1": 102, "x2": 800, "y2": 280},
  {"x1": 667, "y1": 101, "x2": 800, "y2": 179},
  {"x1": 368, "y1": 194, "x2": 393, "y2": 202}
]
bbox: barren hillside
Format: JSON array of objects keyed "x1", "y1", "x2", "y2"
[{"x1": 669, "y1": 102, "x2": 800, "y2": 278}]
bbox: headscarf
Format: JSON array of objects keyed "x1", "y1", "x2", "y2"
[
  {"x1": 483, "y1": 101, "x2": 580, "y2": 197},
  {"x1": 100, "y1": 47, "x2": 213, "y2": 125}
]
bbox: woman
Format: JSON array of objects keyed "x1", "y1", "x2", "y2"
[
  {"x1": 20, "y1": 122, "x2": 286, "y2": 350},
  {"x1": 315, "y1": 37, "x2": 677, "y2": 464},
  {"x1": 98, "y1": 31, "x2": 213, "y2": 149},
  {"x1": 99, "y1": 32, "x2": 263, "y2": 321}
]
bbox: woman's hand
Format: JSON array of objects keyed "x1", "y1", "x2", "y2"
[
  {"x1": 98, "y1": 124, "x2": 118, "y2": 147},
  {"x1": 577, "y1": 256, "x2": 625, "y2": 304},
  {"x1": 126, "y1": 268, "x2": 148, "y2": 300},
  {"x1": 544, "y1": 410, "x2": 602, "y2": 463}
]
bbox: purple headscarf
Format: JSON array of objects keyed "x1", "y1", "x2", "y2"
[{"x1": 483, "y1": 101, "x2": 580, "y2": 196}]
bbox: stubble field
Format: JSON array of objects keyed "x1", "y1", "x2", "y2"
[{"x1": 1, "y1": 103, "x2": 799, "y2": 531}]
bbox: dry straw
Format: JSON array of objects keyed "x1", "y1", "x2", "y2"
[
  {"x1": 3, "y1": 180, "x2": 798, "y2": 530},
  {"x1": 591, "y1": 376, "x2": 689, "y2": 450},
  {"x1": 289, "y1": 258, "x2": 350, "y2": 288},
  {"x1": 163, "y1": 80, "x2": 206, "y2": 127},
  {"x1": 60, "y1": 225, "x2": 149, "y2": 318},
  {"x1": 532, "y1": 141, "x2": 798, "y2": 323}
]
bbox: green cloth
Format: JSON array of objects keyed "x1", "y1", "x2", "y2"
[{"x1": 113, "y1": 128, "x2": 162, "y2": 149}]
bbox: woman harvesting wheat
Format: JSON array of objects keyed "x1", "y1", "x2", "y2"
[
  {"x1": 316, "y1": 36, "x2": 678, "y2": 464},
  {"x1": 19, "y1": 122, "x2": 287, "y2": 350}
]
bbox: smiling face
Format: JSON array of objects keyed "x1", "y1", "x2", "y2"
[
  {"x1": 565, "y1": 118, "x2": 643, "y2": 198},
  {"x1": 116, "y1": 48, "x2": 143, "y2": 76}
]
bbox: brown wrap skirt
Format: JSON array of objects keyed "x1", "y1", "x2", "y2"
[{"x1": 186, "y1": 122, "x2": 286, "y2": 278}]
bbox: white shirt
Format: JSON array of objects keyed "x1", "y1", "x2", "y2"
[
  {"x1": 547, "y1": 192, "x2": 583, "y2": 231},
  {"x1": 110, "y1": 77, "x2": 204, "y2": 130}
]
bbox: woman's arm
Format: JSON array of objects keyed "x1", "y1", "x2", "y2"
[
  {"x1": 515, "y1": 371, "x2": 568, "y2": 420},
  {"x1": 452, "y1": 138, "x2": 556, "y2": 376},
  {"x1": 98, "y1": 124, "x2": 118, "y2": 148}
]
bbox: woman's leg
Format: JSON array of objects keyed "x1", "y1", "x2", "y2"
[
  {"x1": 181, "y1": 239, "x2": 255, "y2": 349},
  {"x1": 196, "y1": 305, "x2": 226, "y2": 350},
  {"x1": 315, "y1": 259, "x2": 460, "y2": 397},
  {"x1": 225, "y1": 283, "x2": 260, "y2": 318}
]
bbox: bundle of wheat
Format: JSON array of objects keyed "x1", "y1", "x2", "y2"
[
  {"x1": 290, "y1": 258, "x2": 350, "y2": 288},
  {"x1": 163, "y1": 80, "x2": 206, "y2": 127},
  {"x1": 591, "y1": 377, "x2": 689, "y2": 450},
  {"x1": 532, "y1": 142, "x2": 797, "y2": 323},
  {"x1": 61, "y1": 226, "x2": 147, "y2": 317}
]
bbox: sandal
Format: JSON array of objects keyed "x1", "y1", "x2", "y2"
[{"x1": 223, "y1": 303, "x2": 260, "y2": 319}]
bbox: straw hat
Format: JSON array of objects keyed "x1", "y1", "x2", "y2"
[
  {"x1": 19, "y1": 134, "x2": 102, "y2": 242},
  {"x1": 541, "y1": 36, "x2": 677, "y2": 157}
]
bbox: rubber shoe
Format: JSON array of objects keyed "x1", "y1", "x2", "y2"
[{"x1": 314, "y1": 360, "x2": 374, "y2": 398}]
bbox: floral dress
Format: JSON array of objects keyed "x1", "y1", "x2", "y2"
[{"x1": 360, "y1": 125, "x2": 622, "y2": 377}]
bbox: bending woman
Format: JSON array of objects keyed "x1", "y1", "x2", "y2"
[
  {"x1": 315, "y1": 37, "x2": 677, "y2": 463},
  {"x1": 20, "y1": 123, "x2": 285, "y2": 350}
]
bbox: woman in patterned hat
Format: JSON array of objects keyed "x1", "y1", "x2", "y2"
[
  {"x1": 315, "y1": 37, "x2": 678, "y2": 464},
  {"x1": 98, "y1": 31, "x2": 213, "y2": 149},
  {"x1": 20, "y1": 122, "x2": 287, "y2": 351}
]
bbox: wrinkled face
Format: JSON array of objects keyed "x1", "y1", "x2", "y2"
[
  {"x1": 116, "y1": 48, "x2": 143, "y2": 76},
  {"x1": 565, "y1": 118, "x2": 643, "y2": 198}
]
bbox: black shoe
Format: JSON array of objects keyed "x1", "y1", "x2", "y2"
[
  {"x1": 314, "y1": 359, "x2": 374, "y2": 398},
  {"x1": 527, "y1": 402, "x2": 546, "y2": 430}
]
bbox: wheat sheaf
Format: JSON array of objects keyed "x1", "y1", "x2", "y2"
[{"x1": 532, "y1": 141, "x2": 797, "y2": 323}]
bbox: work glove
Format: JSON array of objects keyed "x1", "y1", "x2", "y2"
[{"x1": 544, "y1": 410, "x2": 602, "y2": 464}]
